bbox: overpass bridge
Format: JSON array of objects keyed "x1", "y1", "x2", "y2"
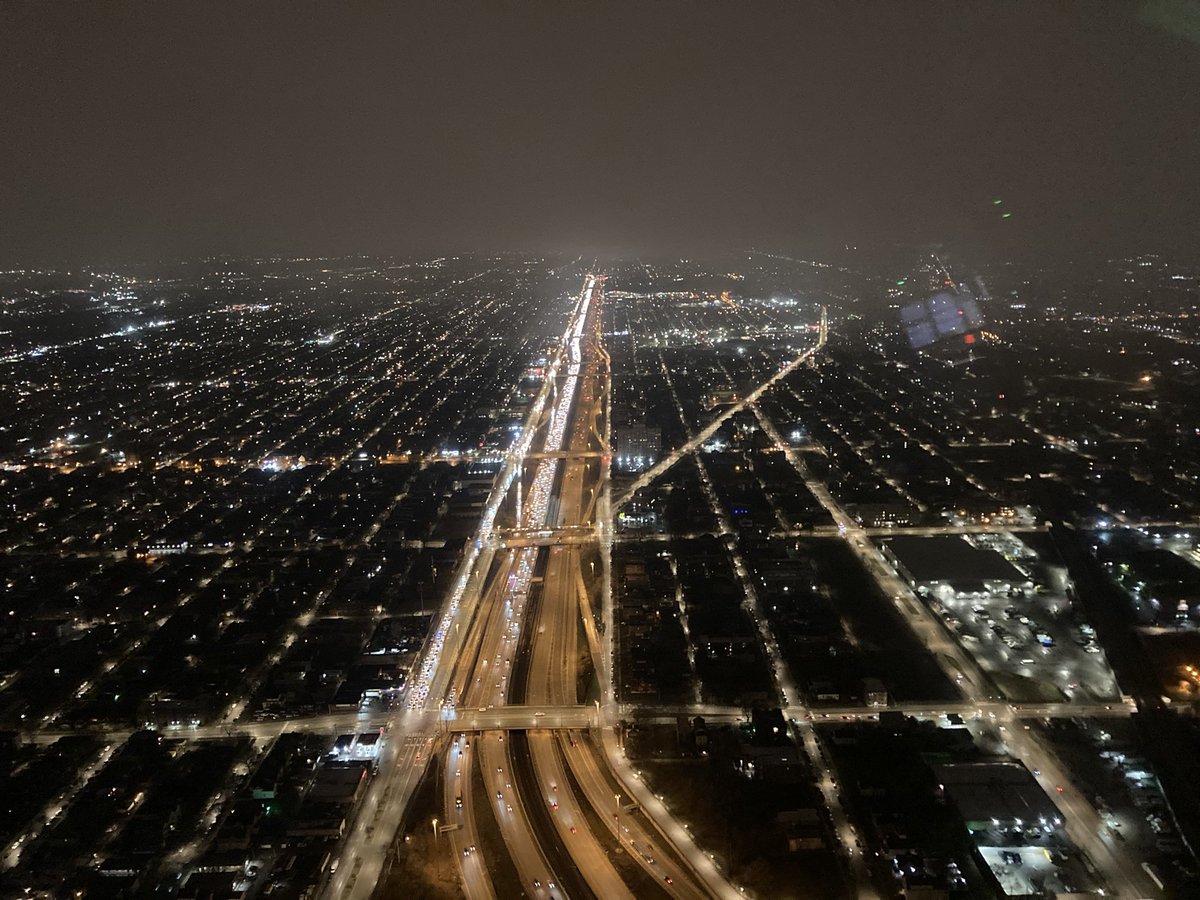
[
  {"x1": 20, "y1": 695, "x2": 1136, "y2": 747},
  {"x1": 21, "y1": 693, "x2": 1138, "y2": 745}
]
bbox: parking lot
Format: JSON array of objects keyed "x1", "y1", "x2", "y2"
[{"x1": 901, "y1": 533, "x2": 1121, "y2": 703}]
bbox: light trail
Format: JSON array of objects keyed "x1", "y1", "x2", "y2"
[
  {"x1": 409, "y1": 277, "x2": 597, "y2": 710},
  {"x1": 442, "y1": 278, "x2": 597, "y2": 714}
]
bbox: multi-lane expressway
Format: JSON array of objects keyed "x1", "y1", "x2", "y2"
[
  {"x1": 302, "y1": 273, "x2": 720, "y2": 900},
  {"x1": 323, "y1": 276, "x2": 607, "y2": 900},
  {"x1": 440, "y1": 273, "x2": 611, "y2": 897},
  {"x1": 436, "y1": 277, "x2": 710, "y2": 900},
  {"x1": 431, "y1": 274, "x2": 727, "y2": 900}
]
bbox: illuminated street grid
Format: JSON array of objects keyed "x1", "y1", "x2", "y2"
[
  {"x1": 3, "y1": 253, "x2": 1200, "y2": 897},
  {"x1": 599, "y1": 254, "x2": 1193, "y2": 899}
]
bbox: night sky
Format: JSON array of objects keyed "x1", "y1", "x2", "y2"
[{"x1": 3, "y1": 1, "x2": 1199, "y2": 265}]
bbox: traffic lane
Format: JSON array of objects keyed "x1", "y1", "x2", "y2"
[
  {"x1": 457, "y1": 551, "x2": 524, "y2": 709},
  {"x1": 528, "y1": 545, "x2": 581, "y2": 707},
  {"x1": 1002, "y1": 719, "x2": 1156, "y2": 899},
  {"x1": 510, "y1": 730, "x2": 595, "y2": 900},
  {"x1": 554, "y1": 729, "x2": 710, "y2": 897},
  {"x1": 448, "y1": 551, "x2": 513, "y2": 708},
  {"x1": 446, "y1": 734, "x2": 497, "y2": 900},
  {"x1": 559, "y1": 730, "x2": 708, "y2": 900},
  {"x1": 527, "y1": 547, "x2": 566, "y2": 706},
  {"x1": 530, "y1": 731, "x2": 633, "y2": 900},
  {"x1": 335, "y1": 720, "x2": 436, "y2": 900},
  {"x1": 480, "y1": 731, "x2": 564, "y2": 898}
]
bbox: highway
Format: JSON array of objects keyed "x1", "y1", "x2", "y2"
[
  {"x1": 427, "y1": 274, "x2": 736, "y2": 900},
  {"x1": 321, "y1": 277, "x2": 604, "y2": 899},
  {"x1": 559, "y1": 728, "x2": 710, "y2": 900},
  {"x1": 512, "y1": 293, "x2": 704, "y2": 898},
  {"x1": 427, "y1": 274, "x2": 630, "y2": 899},
  {"x1": 527, "y1": 729, "x2": 634, "y2": 900},
  {"x1": 480, "y1": 728, "x2": 563, "y2": 897},
  {"x1": 488, "y1": 277, "x2": 607, "y2": 897}
]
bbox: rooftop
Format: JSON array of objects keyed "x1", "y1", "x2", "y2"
[{"x1": 882, "y1": 535, "x2": 1027, "y2": 586}]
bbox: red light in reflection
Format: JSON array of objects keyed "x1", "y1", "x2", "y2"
[{"x1": 964, "y1": 333, "x2": 976, "y2": 345}]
